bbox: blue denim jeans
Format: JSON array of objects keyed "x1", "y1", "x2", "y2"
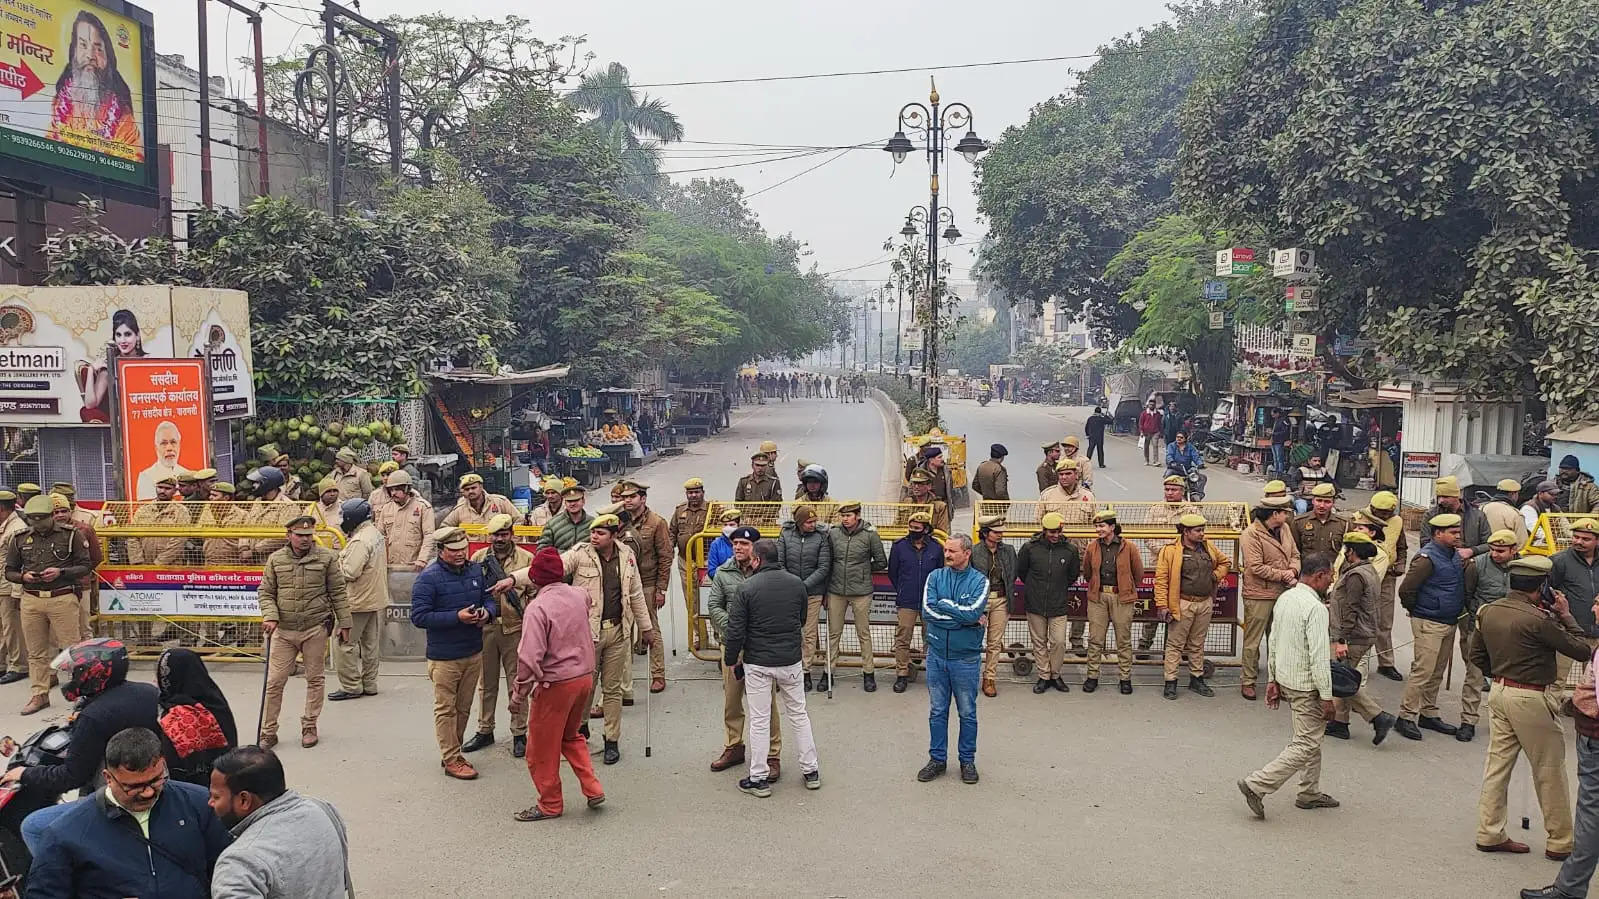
[
  {"x1": 1272, "y1": 443, "x2": 1286, "y2": 474},
  {"x1": 1558, "y1": 734, "x2": 1599, "y2": 897},
  {"x1": 21, "y1": 799, "x2": 74, "y2": 852},
  {"x1": 927, "y1": 653, "x2": 979, "y2": 765}
]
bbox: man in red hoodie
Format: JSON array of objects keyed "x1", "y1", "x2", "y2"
[
  {"x1": 506, "y1": 547, "x2": 604, "y2": 822},
  {"x1": 1138, "y1": 401, "x2": 1164, "y2": 467}
]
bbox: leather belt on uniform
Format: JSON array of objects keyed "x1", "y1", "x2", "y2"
[
  {"x1": 25, "y1": 588, "x2": 76, "y2": 598},
  {"x1": 1100, "y1": 587, "x2": 1118, "y2": 594},
  {"x1": 1494, "y1": 677, "x2": 1546, "y2": 692},
  {"x1": 601, "y1": 619, "x2": 622, "y2": 629}
]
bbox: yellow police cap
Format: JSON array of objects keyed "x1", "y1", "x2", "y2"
[
  {"x1": 193, "y1": 467, "x2": 217, "y2": 480},
  {"x1": 1063, "y1": 436, "x2": 1080, "y2": 448},
  {"x1": 15, "y1": 483, "x2": 39, "y2": 496},
  {"x1": 335, "y1": 447, "x2": 358, "y2": 463},
  {"x1": 1257, "y1": 496, "x2": 1292, "y2": 510},
  {"x1": 909, "y1": 471, "x2": 932, "y2": 484},
  {"x1": 1352, "y1": 510, "x2": 1382, "y2": 529},
  {"x1": 485, "y1": 513, "x2": 515, "y2": 533},
  {"x1": 287, "y1": 515, "x2": 317, "y2": 535},
  {"x1": 1342, "y1": 531, "x2": 1375, "y2": 546},
  {"x1": 1433, "y1": 476, "x2": 1461, "y2": 498},
  {"x1": 616, "y1": 481, "x2": 644, "y2": 497},
  {"x1": 1573, "y1": 518, "x2": 1599, "y2": 536},
  {"x1": 596, "y1": 502, "x2": 623, "y2": 517},
  {"x1": 156, "y1": 474, "x2": 179, "y2": 487},
  {"x1": 316, "y1": 477, "x2": 336, "y2": 494},
  {"x1": 1040, "y1": 512, "x2": 1065, "y2": 530},
  {"x1": 1177, "y1": 513, "x2": 1208, "y2": 528},
  {"x1": 1041, "y1": 440, "x2": 1061, "y2": 451},
  {"x1": 391, "y1": 443, "x2": 411, "y2": 455},
  {"x1": 1497, "y1": 478, "x2": 1522, "y2": 493},
  {"x1": 212, "y1": 482, "x2": 236, "y2": 495},
  {"x1": 837, "y1": 501, "x2": 863, "y2": 515},
  {"x1": 907, "y1": 511, "x2": 933, "y2": 526},
  {"x1": 1507, "y1": 555, "x2": 1554, "y2": 576},
  {"x1": 1370, "y1": 491, "x2": 1398, "y2": 511},
  {"x1": 976, "y1": 514, "x2": 1006, "y2": 529},
  {"x1": 759, "y1": 440, "x2": 778, "y2": 455},
  {"x1": 1163, "y1": 475, "x2": 1185, "y2": 486},
  {"x1": 176, "y1": 471, "x2": 198, "y2": 484},
  {"x1": 683, "y1": 477, "x2": 705, "y2": 490},
  {"x1": 1487, "y1": 529, "x2": 1519, "y2": 546},
  {"x1": 561, "y1": 485, "x2": 585, "y2": 499},
  {"x1": 1264, "y1": 480, "x2": 1287, "y2": 495},
  {"x1": 0, "y1": 490, "x2": 15, "y2": 502},
  {"x1": 719, "y1": 508, "x2": 742, "y2": 523},
  {"x1": 22, "y1": 495, "x2": 51, "y2": 516},
  {"x1": 49, "y1": 483, "x2": 74, "y2": 497},
  {"x1": 1311, "y1": 483, "x2": 1336, "y2": 498},
  {"x1": 795, "y1": 459, "x2": 812, "y2": 470},
  {"x1": 1054, "y1": 458, "x2": 1079, "y2": 472},
  {"x1": 378, "y1": 461, "x2": 399, "y2": 476},
  {"x1": 590, "y1": 514, "x2": 622, "y2": 531},
  {"x1": 1427, "y1": 512, "x2": 1462, "y2": 528},
  {"x1": 433, "y1": 526, "x2": 470, "y2": 550},
  {"x1": 750, "y1": 452, "x2": 770, "y2": 463},
  {"x1": 1092, "y1": 509, "x2": 1118, "y2": 524},
  {"x1": 459, "y1": 473, "x2": 484, "y2": 489},
  {"x1": 49, "y1": 494, "x2": 69, "y2": 511}
]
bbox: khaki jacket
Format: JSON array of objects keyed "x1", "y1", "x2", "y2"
[
  {"x1": 1038, "y1": 485, "x2": 1095, "y2": 525},
  {"x1": 128, "y1": 501, "x2": 187, "y2": 565},
  {"x1": 526, "y1": 502, "x2": 562, "y2": 527},
  {"x1": 971, "y1": 459, "x2": 1009, "y2": 501},
  {"x1": 669, "y1": 501, "x2": 710, "y2": 559},
  {"x1": 1481, "y1": 499, "x2": 1529, "y2": 548},
  {"x1": 471, "y1": 543, "x2": 532, "y2": 634},
  {"x1": 334, "y1": 466, "x2": 374, "y2": 503},
  {"x1": 258, "y1": 543, "x2": 351, "y2": 632},
  {"x1": 0, "y1": 515, "x2": 24, "y2": 597},
  {"x1": 310, "y1": 500, "x2": 341, "y2": 533},
  {"x1": 1240, "y1": 519, "x2": 1301, "y2": 601},
  {"x1": 198, "y1": 503, "x2": 248, "y2": 565},
  {"x1": 240, "y1": 497, "x2": 301, "y2": 562},
  {"x1": 1082, "y1": 537, "x2": 1144, "y2": 603},
  {"x1": 1153, "y1": 539, "x2": 1229, "y2": 616},
  {"x1": 338, "y1": 521, "x2": 390, "y2": 614},
  {"x1": 440, "y1": 493, "x2": 518, "y2": 528},
  {"x1": 376, "y1": 495, "x2": 436, "y2": 568},
  {"x1": 510, "y1": 542, "x2": 652, "y2": 643},
  {"x1": 625, "y1": 507, "x2": 672, "y2": 597}
]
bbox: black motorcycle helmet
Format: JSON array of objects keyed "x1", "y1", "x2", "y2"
[
  {"x1": 52, "y1": 637, "x2": 129, "y2": 702},
  {"x1": 340, "y1": 497, "x2": 372, "y2": 534}
]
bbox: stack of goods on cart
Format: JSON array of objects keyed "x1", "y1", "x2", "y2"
[
  {"x1": 240, "y1": 415, "x2": 400, "y2": 487},
  {"x1": 599, "y1": 417, "x2": 634, "y2": 446},
  {"x1": 558, "y1": 445, "x2": 605, "y2": 461}
]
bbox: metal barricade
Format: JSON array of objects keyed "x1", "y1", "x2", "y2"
[
  {"x1": 93, "y1": 501, "x2": 342, "y2": 660},
  {"x1": 1527, "y1": 512, "x2": 1587, "y2": 556}
]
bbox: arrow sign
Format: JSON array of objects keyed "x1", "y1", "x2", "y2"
[{"x1": 0, "y1": 60, "x2": 44, "y2": 101}]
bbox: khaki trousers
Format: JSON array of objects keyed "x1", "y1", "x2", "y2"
[
  {"x1": 981, "y1": 597, "x2": 1008, "y2": 683},
  {"x1": 894, "y1": 608, "x2": 921, "y2": 676},
  {"x1": 826, "y1": 594, "x2": 873, "y2": 673},
  {"x1": 1240, "y1": 598, "x2": 1277, "y2": 687},
  {"x1": 332, "y1": 610, "x2": 382, "y2": 694},
  {"x1": 625, "y1": 598, "x2": 667, "y2": 696},
  {"x1": 475, "y1": 626, "x2": 527, "y2": 738},
  {"x1": 1070, "y1": 618, "x2": 1086, "y2": 647},
  {"x1": 1477, "y1": 685, "x2": 1573, "y2": 853},
  {"x1": 20, "y1": 593, "x2": 79, "y2": 696},
  {"x1": 1457, "y1": 629, "x2": 1485, "y2": 726},
  {"x1": 1333, "y1": 644, "x2": 1385, "y2": 723},
  {"x1": 1244, "y1": 686, "x2": 1325, "y2": 801},
  {"x1": 1163, "y1": 597, "x2": 1214, "y2": 681},
  {"x1": 427, "y1": 653, "x2": 482, "y2": 764},
  {"x1": 721, "y1": 658, "x2": 781, "y2": 753},
  {"x1": 1085, "y1": 591, "x2": 1134, "y2": 679},
  {"x1": 1026, "y1": 613, "x2": 1067, "y2": 681},
  {"x1": 0, "y1": 589, "x2": 25, "y2": 672},
  {"x1": 802, "y1": 596, "x2": 824, "y2": 672},
  {"x1": 1399, "y1": 618, "x2": 1456, "y2": 721},
  {"x1": 596, "y1": 623, "x2": 629, "y2": 742},
  {"x1": 1375, "y1": 575, "x2": 1398, "y2": 667},
  {"x1": 78, "y1": 586, "x2": 93, "y2": 640},
  {"x1": 261, "y1": 626, "x2": 328, "y2": 739}
]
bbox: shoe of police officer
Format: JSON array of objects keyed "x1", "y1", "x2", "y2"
[
  {"x1": 462, "y1": 731, "x2": 495, "y2": 753},
  {"x1": 512, "y1": 736, "x2": 526, "y2": 758},
  {"x1": 1052, "y1": 677, "x2": 1071, "y2": 693},
  {"x1": 1522, "y1": 886, "x2": 1583, "y2": 899},
  {"x1": 738, "y1": 777, "x2": 771, "y2": 798},
  {"x1": 982, "y1": 679, "x2": 997, "y2": 698},
  {"x1": 804, "y1": 673, "x2": 814, "y2": 692},
  {"x1": 1082, "y1": 678, "x2": 1099, "y2": 694},
  {"x1": 300, "y1": 728, "x2": 318, "y2": 749},
  {"x1": 444, "y1": 759, "x2": 478, "y2": 780},
  {"x1": 1119, "y1": 680, "x2": 1132, "y2": 695},
  {"x1": 863, "y1": 673, "x2": 877, "y2": 693},
  {"x1": 1372, "y1": 712, "x2": 1396, "y2": 745},
  {"x1": 766, "y1": 759, "x2": 781, "y2": 783},
  {"x1": 816, "y1": 673, "x2": 830, "y2": 693},
  {"x1": 1237, "y1": 780, "x2": 1265, "y2": 819},
  {"x1": 1163, "y1": 680, "x2": 1178, "y2": 700},
  {"x1": 1547, "y1": 849, "x2": 1571, "y2": 862},
  {"x1": 916, "y1": 759, "x2": 947, "y2": 782},
  {"x1": 18, "y1": 694, "x2": 48, "y2": 716},
  {"x1": 1324, "y1": 721, "x2": 1351, "y2": 740},
  {"x1": 603, "y1": 740, "x2": 620, "y2": 765},
  {"x1": 1295, "y1": 793, "x2": 1340, "y2": 810},
  {"x1": 1187, "y1": 676, "x2": 1215, "y2": 697},
  {"x1": 960, "y1": 763, "x2": 979, "y2": 785},
  {"x1": 258, "y1": 733, "x2": 278, "y2": 750},
  {"x1": 1477, "y1": 839, "x2": 1530, "y2": 854},
  {"x1": 1456, "y1": 723, "x2": 1476, "y2": 742},
  {"x1": 1419, "y1": 715, "x2": 1458, "y2": 736},
  {"x1": 894, "y1": 675, "x2": 909, "y2": 693},
  {"x1": 1395, "y1": 718, "x2": 1424, "y2": 740},
  {"x1": 1033, "y1": 679, "x2": 1050, "y2": 694},
  {"x1": 1378, "y1": 666, "x2": 1404, "y2": 682},
  {"x1": 327, "y1": 690, "x2": 362, "y2": 702},
  {"x1": 0, "y1": 671, "x2": 24, "y2": 686},
  {"x1": 710, "y1": 744, "x2": 745, "y2": 772}
]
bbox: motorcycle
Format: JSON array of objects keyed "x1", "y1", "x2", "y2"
[
  {"x1": 977, "y1": 389, "x2": 992, "y2": 407},
  {"x1": 0, "y1": 723, "x2": 72, "y2": 893},
  {"x1": 1197, "y1": 427, "x2": 1234, "y2": 466},
  {"x1": 1168, "y1": 462, "x2": 1208, "y2": 501}
]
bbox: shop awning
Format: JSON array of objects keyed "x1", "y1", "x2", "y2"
[
  {"x1": 1327, "y1": 389, "x2": 1402, "y2": 408},
  {"x1": 427, "y1": 365, "x2": 571, "y2": 386}
]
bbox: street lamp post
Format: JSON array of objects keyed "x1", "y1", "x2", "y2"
[
  {"x1": 877, "y1": 288, "x2": 886, "y2": 375},
  {"x1": 885, "y1": 76, "x2": 987, "y2": 422}
]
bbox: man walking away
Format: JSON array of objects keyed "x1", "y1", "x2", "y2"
[
  {"x1": 209, "y1": 745, "x2": 353, "y2": 898},
  {"x1": 1238, "y1": 553, "x2": 1339, "y2": 819},
  {"x1": 971, "y1": 444, "x2": 1010, "y2": 502},
  {"x1": 1084, "y1": 407, "x2": 1110, "y2": 469},
  {"x1": 723, "y1": 540, "x2": 821, "y2": 797},
  {"x1": 508, "y1": 548, "x2": 605, "y2": 821},
  {"x1": 705, "y1": 527, "x2": 783, "y2": 776},
  {"x1": 1139, "y1": 401, "x2": 1164, "y2": 467},
  {"x1": 1472, "y1": 555, "x2": 1593, "y2": 861},
  {"x1": 917, "y1": 535, "x2": 989, "y2": 785}
]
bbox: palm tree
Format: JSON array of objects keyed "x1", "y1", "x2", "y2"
[{"x1": 565, "y1": 62, "x2": 683, "y2": 197}]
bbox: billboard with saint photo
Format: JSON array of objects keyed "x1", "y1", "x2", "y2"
[{"x1": 0, "y1": 0, "x2": 156, "y2": 191}]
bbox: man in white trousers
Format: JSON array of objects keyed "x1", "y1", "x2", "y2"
[{"x1": 722, "y1": 539, "x2": 821, "y2": 797}]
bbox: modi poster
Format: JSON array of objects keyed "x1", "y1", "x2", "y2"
[
  {"x1": 0, "y1": 0, "x2": 156, "y2": 189},
  {"x1": 117, "y1": 357, "x2": 209, "y2": 500}
]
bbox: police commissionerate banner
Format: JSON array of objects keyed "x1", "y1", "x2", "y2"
[{"x1": 97, "y1": 565, "x2": 261, "y2": 617}]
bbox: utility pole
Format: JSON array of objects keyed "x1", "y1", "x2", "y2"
[{"x1": 196, "y1": 0, "x2": 268, "y2": 207}]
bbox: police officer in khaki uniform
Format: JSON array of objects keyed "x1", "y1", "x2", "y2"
[
  {"x1": 1293, "y1": 483, "x2": 1348, "y2": 557},
  {"x1": 310, "y1": 477, "x2": 341, "y2": 532},
  {"x1": 1470, "y1": 555, "x2": 1593, "y2": 859},
  {"x1": 907, "y1": 471, "x2": 951, "y2": 535},
  {"x1": 376, "y1": 470, "x2": 437, "y2": 571},
  {"x1": 669, "y1": 477, "x2": 710, "y2": 609},
  {"x1": 462, "y1": 513, "x2": 532, "y2": 758},
  {"x1": 526, "y1": 476, "x2": 565, "y2": 527},
  {"x1": 329, "y1": 498, "x2": 388, "y2": 704},
  {"x1": 618, "y1": 481, "x2": 672, "y2": 695},
  {"x1": 1035, "y1": 441, "x2": 1062, "y2": 494},
  {"x1": 332, "y1": 448, "x2": 374, "y2": 501},
  {"x1": 442, "y1": 473, "x2": 519, "y2": 528},
  {"x1": 735, "y1": 453, "x2": 782, "y2": 504},
  {"x1": 971, "y1": 444, "x2": 1010, "y2": 503},
  {"x1": 128, "y1": 475, "x2": 188, "y2": 565},
  {"x1": 7, "y1": 495, "x2": 91, "y2": 714},
  {"x1": 49, "y1": 491, "x2": 99, "y2": 640},
  {"x1": 0, "y1": 491, "x2": 25, "y2": 685},
  {"x1": 257, "y1": 515, "x2": 351, "y2": 749}
]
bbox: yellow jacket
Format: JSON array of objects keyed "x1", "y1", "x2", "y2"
[{"x1": 1153, "y1": 539, "x2": 1230, "y2": 616}]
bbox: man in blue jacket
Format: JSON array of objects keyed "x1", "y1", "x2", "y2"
[
  {"x1": 27, "y1": 726, "x2": 231, "y2": 899},
  {"x1": 411, "y1": 526, "x2": 499, "y2": 780},
  {"x1": 917, "y1": 534, "x2": 989, "y2": 785},
  {"x1": 888, "y1": 511, "x2": 944, "y2": 693}
]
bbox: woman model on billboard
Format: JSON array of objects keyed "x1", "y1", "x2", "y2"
[{"x1": 77, "y1": 308, "x2": 147, "y2": 423}]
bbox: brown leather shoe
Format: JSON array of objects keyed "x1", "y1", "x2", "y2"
[
  {"x1": 18, "y1": 694, "x2": 49, "y2": 716},
  {"x1": 1477, "y1": 839, "x2": 1530, "y2": 854},
  {"x1": 766, "y1": 758, "x2": 781, "y2": 783},
  {"x1": 710, "y1": 744, "x2": 745, "y2": 772},
  {"x1": 259, "y1": 734, "x2": 278, "y2": 749},
  {"x1": 443, "y1": 758, "x2": 479, "y2": 780},
  {"x1": 982, "y1": 680, "x2": 998, "y2": 698},
  {"x1": 1547, "y1": 850, "x2": 1572, "y2": 861},
  {"x1": 301, "y1": 728, "x2": 319, "y2": 748},
  {"x1": 1241, "y1": 685, "x2": 1257, "y2": 701},
  {"x1": 650, "y1": 678, "x2": 666, "y2": 693}
]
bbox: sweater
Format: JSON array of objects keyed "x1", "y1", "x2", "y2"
[
  {"x1": 888, "y1": 535, "x2": 944, "y2": 610},
  {"x1": 921, "y1": 564, "x2": 989, "y2": 662},
  {"x1": 825, "y1": 522, "x2": 888, "y2": 596},
  {"x1": 513, "y1": 583, "x2": 596, "y2": 698},
  {"x1": 1014, "y1": 534, "x2": 1081, "y2": 618},
  {"x1": 409, "y1": 558, "x2": 498, "y2": 660},
  {"x1": 1240, "y1": 520, "x2": 1300, "y2": 601},
  {"x1": 723, "y1": 567, "x2": 808, "y2": 668},
  {"x1": 1082, "y1": 537, "x2": 1143, "y2": 603},
  {"x1": 211, "y1": 791, "x2": 351, "y2": 899}
]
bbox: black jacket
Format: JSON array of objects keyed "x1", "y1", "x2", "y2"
[
  {"x1": 1015, "y1": 533, "x2": 1083, "y2": 618},
  {"x1": 1085, "y1": 413, "x2": 1109, "y2": 441},
  {"x1": 23, "y1": 681, "x2": 164, "y2": 797},
  {"x1": 723, "y1": 566, "x2": 806, "y2": 668}
]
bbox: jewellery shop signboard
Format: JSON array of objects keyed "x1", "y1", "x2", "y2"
[{"x1": 0, "y1": 285, "x2": 254, "y2": 426}]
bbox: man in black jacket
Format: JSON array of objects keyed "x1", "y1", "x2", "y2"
[{"x1": 724, "y1": 539, "x2": 821, "y2": 798}]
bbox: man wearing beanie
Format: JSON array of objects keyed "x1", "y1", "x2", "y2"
[
  {"x1": 1559, "y1": 454, "x2": 1599, "y2": 515},
  {"x1": 508, "y1": 547, "x2": 605, "y2": 821},
  {"x1": 972, "y1": 445, "x2": 1010, "y2": 502}
]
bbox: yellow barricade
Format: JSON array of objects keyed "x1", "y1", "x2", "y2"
[
  {"x1": 93, "y1": 501, "x2": 342, "y2": 661},
  {"x1": 1527, "y1": 512, "x2": 1593, "y2": 556}
]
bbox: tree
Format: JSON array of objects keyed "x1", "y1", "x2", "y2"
[
  {"x1": 1180, "y1": 0, "x2": 1599, "y2": 423},
  {"x1": 565, "y1": 62, "x2": 684, "y2": 199},
  {"x1": 660, "y1": 178, "x2": 764, "y2": 241},
  {"x1": 943, "y1": 318, "x2": 1010, "y2": 376},
  {"x1": 974, "y1": 0, "x2": 1258, "y2": 334}
]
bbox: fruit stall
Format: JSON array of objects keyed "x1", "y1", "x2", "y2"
[
  {"x1": 592, "y1": 392, "x2": 642, "y2": 474},
  {"x1": 424, "y1": 366, "x2": 573, "y2": 499}
]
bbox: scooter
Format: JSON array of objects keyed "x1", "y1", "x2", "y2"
[
  {"x1": 0, "y1": 723, "x2": 73, "y2": 894},
  {"x1": 977, "y1": 389, "x2": 992, "y2": 407}
]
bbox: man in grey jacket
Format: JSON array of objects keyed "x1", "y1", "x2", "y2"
[
  {"x1": 705, "y1": 526, "x2": 784, "y2": 778},
  {"x1": 825, "y1": 502, "x2": 889, "y2": 692},
  {"x1": 778, "y1": 503, "x2": 833, "y2": 692},
  {"x1": 208, "y1": 746, "x2": 352, "y2": 899}
]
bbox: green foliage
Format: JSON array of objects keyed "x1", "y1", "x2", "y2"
[
  {"x1": 943, "y1": 318, "x2": 1010, "y2": 376},
  {"x1": 1014, "y1": 342, "x2": 1083, "y2": 383},
  {"x1": 1180, "y1": 0, "x2": 1599, "y2": 422},
  {"x1": 566, "y1": 62, "x2": 685, "y2": 200}
]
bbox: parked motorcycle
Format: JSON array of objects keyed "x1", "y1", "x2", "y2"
[{"x1": 0, "y1": 723, "x2": 72, "y2": 893}]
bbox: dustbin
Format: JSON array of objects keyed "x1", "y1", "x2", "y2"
[{"x1": 382, "y1": 569, "x2": 427, "y2": 660}]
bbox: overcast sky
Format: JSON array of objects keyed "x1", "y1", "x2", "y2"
[{"x1": 144, "y1": 0, "x2": 1175, "y2": 296}]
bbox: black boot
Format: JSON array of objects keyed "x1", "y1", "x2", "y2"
[
  {"x1": 1378, "y1": 665, "x2": 1404, "y2": 682},
  {"x1": 1163, "y1": 680, "x2": 1178, "y2": 700},
  {"x1": 1081, "y1": 678, "x2": 1099, "y2": 694},
  {"x1": 1032, "y1": 678, "x2": 1051, "y2": 694},
  {"x1": 1419, "y1": 715, "x2": 1458, "y2": 736},
  {"x1": 804, "y1": 673, "x2": 813, "y2": 692},
  {"x1": 1187, "y1": 676, "x2": 1215, "y2": 697},
  {"x1": 1324, "y1": 721, "x2": 1351, "y2": 740},
  {"x1": 1119, "y1": 680, "x2": 1133, "y2": 695},
  {"x1": 816, "y1": 673, "x2": 830, "y2": 693},
  {"x1": 462, "y1": 731, "x2": 495, "y2": 753},
  {"x1": 863, "y1": 673, "x2": 877, "y2": 693},
  {"x1": 512, "y1": 735, "x2": 527, "y2": 758},
  {"x1": 1051, "y1": 677, "x2": 1071, "y2": 693},
  {"x1": 893, "y1": 675, "x2": 909, "y2": 693},
  {"x1": 1394, "y1": 718, "x2": 1423, "y2": 740},
  {"x1": 603, "y1": 740, "x2": 620, "y2": 765},
  {"x1": 1372, "y1": 712, "x2": 1396, "y2": 745},
  {"x1": 1456, "y1": 723, "x2": 1476, "y2": 742}
]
